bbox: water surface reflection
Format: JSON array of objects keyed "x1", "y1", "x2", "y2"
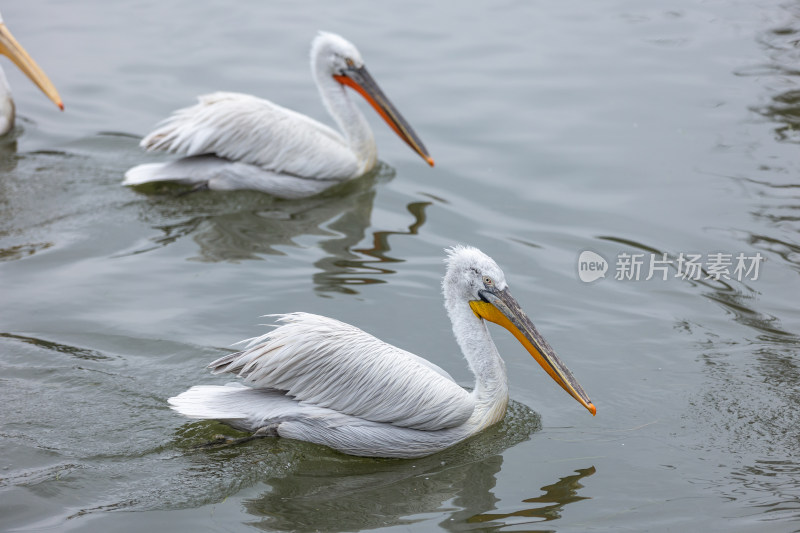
[
  {"x1": 313, "y1": 200, "x2": 431, "y2": 295},
  {"x1": 233, "y1": 402, "x2": 549, "y2": 532},
  {"x1": 469, "y1": 466, "x2": 595, "y2": 528},
  {"x1": 129, "y1": 163, "x2": 431, "y2": 294}
]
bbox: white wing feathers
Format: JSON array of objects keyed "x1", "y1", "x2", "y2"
[
  {"x1": 208, "y1": 313, "x2": 475, "y2": 431},
  {"x1": 140, "y1": 92, "x2": 360, "y2": 180}
]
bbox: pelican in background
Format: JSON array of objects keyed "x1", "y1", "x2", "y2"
[
  {"x1": 124, "y1": 32, "x2": 434, "y2": 199},
  {"x1": 169, "y1": 246, "x2": 595, "y2": 458},
  {"x1": 0, "y1": 10, "x2": 63, "y2": 135}
]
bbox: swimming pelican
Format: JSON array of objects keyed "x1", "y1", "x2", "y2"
[
  {"x1": 169, "y1": 246, "x2": 595, "y2": 458},
  {"x1": 124, "y1": 32, "x2": 433, "y2": 198},
  {"x1": 0, "y1": 10, "x2": 63, "y2": 135}
]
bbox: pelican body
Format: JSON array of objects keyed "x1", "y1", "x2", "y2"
[
  {"x1": 169, "y1": 246, "x2": 595, "y2": 458},
  {"x1": 0, "y1": 10, "x2": 63, "y2": 135},
  {"x1": 124, "y1": 32, "x2": 433, "y2": 198}
]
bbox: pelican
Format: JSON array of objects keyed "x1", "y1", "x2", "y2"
[
  {"x1": 124, "y1": 32, "x2": 434, "y2": 198},
  {"x1": 0, "y1": 10, "x2": 63, "y2": 135},
  {"x1": 169, "y1": 246, "x2": 595, "y2": 458}
]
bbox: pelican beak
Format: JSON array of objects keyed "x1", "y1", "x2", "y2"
[
  {"x1": 333, "y1": 65, "x2": 434, "y2": 167},
  {"x1": 470, "y1": 287, "x2": 596, "y2": 416},
  {"x1": 0, "y1": 21, "x2": 63, "y2": 111}
]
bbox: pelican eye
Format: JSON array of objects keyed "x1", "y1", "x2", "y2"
[
  {"x1": 482, "y1": 276, "x2": 494, "y2": 286},
  {"x1": 345, "y1": 57, "x2": 355, "y2": 68}
]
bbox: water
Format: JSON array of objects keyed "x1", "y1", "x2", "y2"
[{"x1": 1, "y1": 0, "x2": 799, "y2": 531}]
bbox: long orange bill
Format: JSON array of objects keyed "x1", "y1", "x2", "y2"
[
  {"x1": 333, "y1": 65, "x2": 433, "y2": 167},
  {"x1": 469, "y1": 286, "x2": 596, "y2": 416},
  {"x1": 0, "y1": 21, "x2": 63, "y2": 110}
]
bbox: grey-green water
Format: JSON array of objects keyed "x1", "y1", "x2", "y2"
[{"x1": 2, "y1": 1, "x2": 800, "y2": 531}]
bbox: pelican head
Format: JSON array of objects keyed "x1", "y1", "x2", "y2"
[
  {"x1": 311, "y1": 31, "x2": 434, "y2": 167},
  {"x1": 0, "y1": 10, "x2": 63, "y2": 135},
  {"x1": 444, "y1": 245, "x2": 596, "y2": 416}
]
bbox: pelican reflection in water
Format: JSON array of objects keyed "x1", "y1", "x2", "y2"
[
  {"x1": 170, "y1": 246, "x2": 595, "y2": 458},
  {"x1": 0, "y1": 10, "x2": 63, "y2": 135},
  {"x1": 125, "y1": 32, "x2": 433, "y2": 198}
]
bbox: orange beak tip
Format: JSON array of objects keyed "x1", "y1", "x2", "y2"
[
  {"x1": 426, "y1": 156, "x2": 435, "y2": 167},
  {"x1": 58, "y1": 102, "x2": 64, "y2": 111},
  {"x1": 588, "y1": 403, "x2": 597, "y2": 416}
]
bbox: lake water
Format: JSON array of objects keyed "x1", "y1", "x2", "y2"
[{"x1": 2, "y1": 0, "x2": 800, "y2": 531}]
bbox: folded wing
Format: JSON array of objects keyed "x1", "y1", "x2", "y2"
[
  {"x1": 140, "y1": 92, "x2": 360, "y2": 179},
  {"x1": 209, "y1": 312, "x2": 475, "y2": 431}
]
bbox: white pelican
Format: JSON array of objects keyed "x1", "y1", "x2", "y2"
[
  {"x1": 169, "y1": 246, "x2": 595, "y2": 458},
  {"x1": 124, "y1": 32, "x2": 434, "y2": 198},
  {"x1": 0, "y1": 10, "x2": 63, "y2": 135}
]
